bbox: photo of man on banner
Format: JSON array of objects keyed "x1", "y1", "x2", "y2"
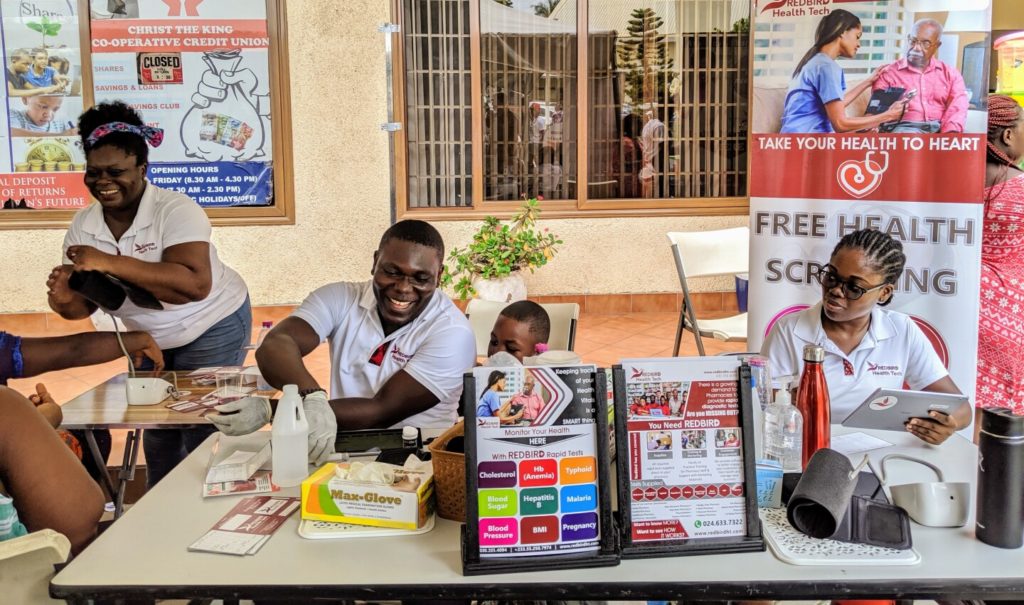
[
  {"x1": 748, "y1": 0, "x2": 991, "y2": 434},
  {"x1": 754, "y1": 0, "x2": 988, "y2": 135}
]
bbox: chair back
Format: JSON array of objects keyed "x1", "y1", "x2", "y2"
[
  {"x1": 0, "y1": 529, "x2": 71, "y2": 604},
  {"x1": 666, "y1": 227, "x2": 749, "y2": 279},
  {"x1": 465, "y1": 299, "x2": 579, "y2": 357}
]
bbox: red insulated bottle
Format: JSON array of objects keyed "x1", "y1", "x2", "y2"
[{"x1": 795, "y1": 344, "x2": 830, "y2": 469}]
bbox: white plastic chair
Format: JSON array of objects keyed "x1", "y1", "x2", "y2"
[
  {"x1": 0, "y1": 529, "x2": 71, "y2": 604},
  {"x1": 465, "y1": 299, "x2": 579, "y2": 357},
  {"x1": 667, "y1": 227, "x2": 749, "y2": 356}
]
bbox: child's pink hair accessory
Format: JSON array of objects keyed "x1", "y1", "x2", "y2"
[{"x1": 535, "y1": 343, "x2": 549, "y2": 353}]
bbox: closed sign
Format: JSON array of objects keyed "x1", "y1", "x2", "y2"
[{"x1": 137, "y1": 53, "x2": 182, "y2": 84}]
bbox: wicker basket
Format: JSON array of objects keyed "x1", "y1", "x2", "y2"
[{"x1": 428, "y1": 420, "x2": 466, "y2": 521}]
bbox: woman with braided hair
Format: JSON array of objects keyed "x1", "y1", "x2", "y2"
[
  {"x1": 978, "y1": 94, "x2": 1024, "y2": 415},
  {"x1": 762, "y1": 228, "x2": 967, "y2": 445}
]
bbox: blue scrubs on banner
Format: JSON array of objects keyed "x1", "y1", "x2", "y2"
[{"x1": 780, "y1": 53, "x2": 846, "y2": 134}]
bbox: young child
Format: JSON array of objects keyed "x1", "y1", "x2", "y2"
[{"x1": 486, "y1": 300, "x2": 551, "y2": 363}]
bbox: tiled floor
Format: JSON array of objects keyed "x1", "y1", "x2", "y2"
[{"x1": 5, "y1": 309, "x2": 746, "y2": 472}]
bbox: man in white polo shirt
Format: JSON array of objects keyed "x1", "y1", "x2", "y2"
[{"x1": 209, "y1": 220, "x2": 476, "y2": 463}]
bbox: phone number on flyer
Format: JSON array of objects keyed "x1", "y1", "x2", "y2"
[{"x1": 694, "y1": 518, "x2": 743, "y2": 528}]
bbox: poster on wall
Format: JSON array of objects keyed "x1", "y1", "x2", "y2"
[
  {"x1": 613, "y1": 358, "x2": 763, "y2": 558},
  {"x1": 89, "y1": 0, "x2": 273, "y2": 207},
  {"x1": 462, "y1": 365, "x2": 618, "y2": 575},
  {"x1": 748, "y1": 0, "x2": 990, "y2": 412},
  {"x1": 0, "y1": 0, "x2": 88, "y2": 209}
]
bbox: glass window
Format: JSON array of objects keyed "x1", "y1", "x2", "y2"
[
  {"x1": 480, "y1": 0, "x2": 578, "y2": 201},
  {"x1": 395, "y1": 0, "x2": 752, "y2": 215},
  {"x1": 587, "y1": 0, "x2": 749, "y2": 200},
  {"x1": 402, "y1": 0, "x2": 473, "y2": 208}
]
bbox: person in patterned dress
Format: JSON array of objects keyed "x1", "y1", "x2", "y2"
[{"x1": 978, "y1": 94, "x2": 1024, "y2": 417}]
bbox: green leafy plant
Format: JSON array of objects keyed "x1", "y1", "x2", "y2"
[
  {"x1": 26, "y1": 16, "x2": 61, "y2": 48},
  {"x1": 441, "y1": 198, "x2": 562, "y2": 300}
]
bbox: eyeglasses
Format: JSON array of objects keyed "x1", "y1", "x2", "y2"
[
  {"x1": 907, "y1": 36, "x2": 934, "y2": 50},
  {"x1": 818, "y1": 266, "x2": 888, "y2": 300}
]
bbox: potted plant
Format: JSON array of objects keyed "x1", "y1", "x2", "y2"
[{"x1": 442, "y1": 198, "x2": 561, "y2": 302}]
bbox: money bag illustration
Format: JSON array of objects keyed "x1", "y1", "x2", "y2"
[{"x1": 180, "y1": 50, "x2": 266, "y2": 162}]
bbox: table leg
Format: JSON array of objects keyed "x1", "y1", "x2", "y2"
[
  {"x1": 114, "y1": 428, "x2": 143, "y2": 518},
  {"x1": 82, "y1": 430, "x2": 117, "y2": 504}
]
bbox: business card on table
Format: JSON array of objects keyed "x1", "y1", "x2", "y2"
[{"x1": 188, "y1": 496, "x2": 300, "y2": 556}]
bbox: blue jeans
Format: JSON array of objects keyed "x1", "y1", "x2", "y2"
[{"x1": 143, "y1": 295, "x2": 252, "y2": 487}]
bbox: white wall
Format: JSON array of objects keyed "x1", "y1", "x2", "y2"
[{"x1": 0, "y1": 0, "x2": 743, "y2": 313}]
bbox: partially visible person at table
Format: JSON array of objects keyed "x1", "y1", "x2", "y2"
[
  {"x1": 761, "y1": 228, "x2": 968, "y2": 444},
  {"x1": 781, "y1": 9, "x2": 905, "y2": 133},
  {"x1": 47, "y1": 101, "x2": 251, "y2": 487},
  {"x1": 0, "y1": 329, "x2": 163, "y2": 478},
  {"x1": 871, "y1": 18, "x2": 968, "y2": 134},
  {"x1": 487, "y1": 300, "x2": 551, "y2": 363},
  {"x1": 0, "y1": 387, "x2": 104, "y2": 554},
  {"x1": 210, "y1": 220, "x2": 476, "y2": 464},
  {"x1": 977, "y1": 94, "x2": 1024, "y2": 417}
]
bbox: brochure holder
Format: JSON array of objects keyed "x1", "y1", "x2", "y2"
[
  {"x1": 613, "y1": 359, "x2": 764, "y2": 558},
  {"x1": 460, "y1": 365, "x2": 619, "y2": 575}
]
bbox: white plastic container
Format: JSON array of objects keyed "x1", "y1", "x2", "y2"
[
  {"x1": 762, "y1": 378, "x2": 803, "y2": 473},
  {"x1": 272, "y1": 384, "x2": 310, "y2": 487}
]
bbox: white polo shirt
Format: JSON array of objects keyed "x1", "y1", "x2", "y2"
[
  {"x1": 62, "y1": 182, "x2": 248, "y2": 349},
  {"x1": 291, "y1": 280, "x2": 476, "y2": 429},
  {"x1": 761, "y1": 302, "x2": 949, "y2": 422}
]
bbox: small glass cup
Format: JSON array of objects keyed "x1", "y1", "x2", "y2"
[{"x1": 215, "y1": 369, "x2": 246, "y2": 399}]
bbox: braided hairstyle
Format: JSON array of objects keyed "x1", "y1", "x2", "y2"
[
  {"x1": 986, "y1": 94, "x2": 1024, "y2": 202},
  {"x1": 831, "y1": 229, "x2": 905, "y2": 306}
]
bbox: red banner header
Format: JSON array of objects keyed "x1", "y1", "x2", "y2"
[
  {"x1": 91, "y1": 19, "x2": 269, "y2": 53},
  {"x1": 750, "y1": 134, "x2": 986, "y2": 204}
]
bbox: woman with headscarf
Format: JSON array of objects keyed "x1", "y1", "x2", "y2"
[{"x1": 46, "y1": 101, "x2": 251, "y2": 487}]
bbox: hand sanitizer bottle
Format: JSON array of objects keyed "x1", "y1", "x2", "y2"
[
  {"x1": 272, "y1": 385, "x2": 309, "y2": 487},
  {"x1": 762, "y1": 377, "x2": 803, "y2": 472}
]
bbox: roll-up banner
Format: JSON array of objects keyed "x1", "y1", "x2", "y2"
[{"x1": 749, "y1": 0, "x2": 990, "y2": 409}]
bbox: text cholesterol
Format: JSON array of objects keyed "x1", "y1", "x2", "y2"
[{"x1": 329, "y1": 489, "x2": 402, "y2": 506}]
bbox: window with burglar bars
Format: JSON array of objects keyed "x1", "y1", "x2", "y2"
[{"x1": 393, "y1": 0, "x2": 752, "y2": 215}]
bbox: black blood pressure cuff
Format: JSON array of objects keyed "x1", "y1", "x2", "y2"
[
  {"x1": 787, "y1": 448, "x2": 913, "y2": 550},
  {"x1": 840, "y1": 495, "x2": 913, "y2": 550},
  {"x1": 68, "y1": 270, "x2": 163, "y2": 311}
]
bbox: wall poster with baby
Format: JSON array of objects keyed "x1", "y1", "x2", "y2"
[
  {"x1": 0, "y1": 0, "x2": 88, "y2": 208},
  {"x1": 748, "y1": 0, "x2": 991, "y2": 412}
]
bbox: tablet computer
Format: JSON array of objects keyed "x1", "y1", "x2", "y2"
[
  {"x1": 865, "y1": 86, "x2": 906, "y2": 115},
  {"x1": 841, "y1": 388, "x2": 970, "y2": 432}
]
